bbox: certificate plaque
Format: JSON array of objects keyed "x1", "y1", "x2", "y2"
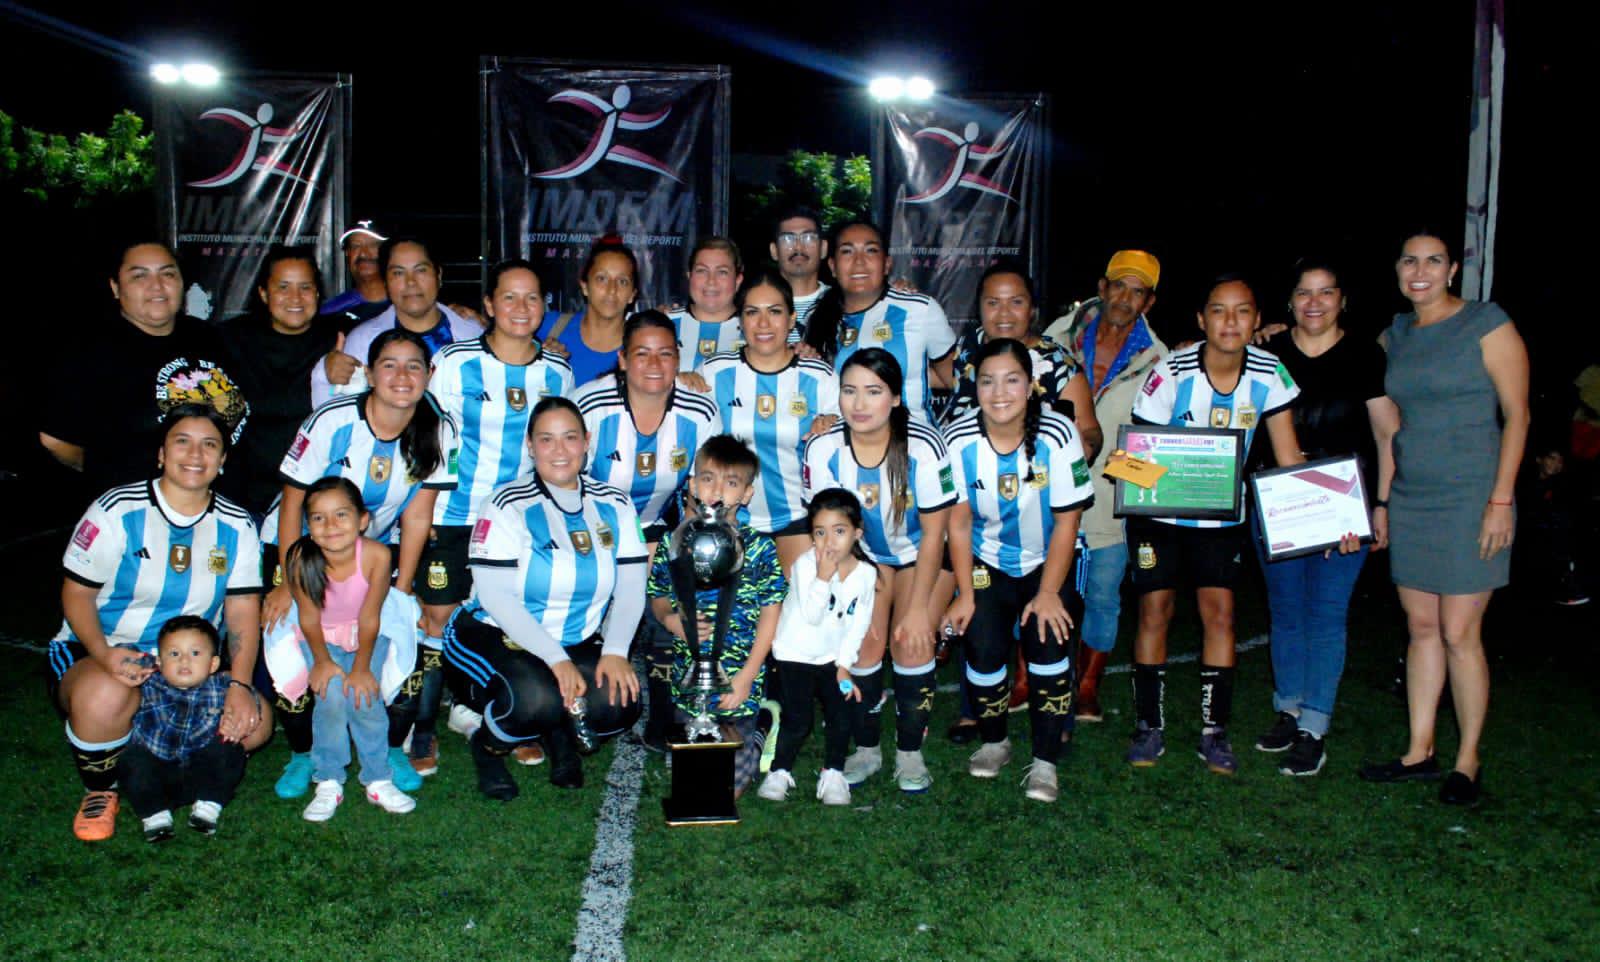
[
  {"x1": 1251, "y1": 455, "x2": 1374, "y2": 561},
  {"x1": 1112, "y1": 425, "x2": 1246, "y2": 521}
]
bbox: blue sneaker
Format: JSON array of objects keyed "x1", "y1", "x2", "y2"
[
  {"x1": 1125, "y1": 724, "x2": 1165, "y2": 767},
  {"x1": 388, "y1": 747, "x2": 423, "y2": 791},
  {"x1": 1197, "y1": 729, "x2": 1238, "y2": 775},
  {"x1": 275, "y1": 752, "x2": 314, "y2": 799}
]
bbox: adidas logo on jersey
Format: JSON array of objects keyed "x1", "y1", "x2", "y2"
[
  {"x1": 475, "y1": 391, "x2": 491, "y2": 401},
  {"x1": 1180, "y1": 412, "x2": 1195, "y2": 422},
  {"x1": 972, "y1": 479, "x2": 986, "y2": 490},
  {"x1": 337, "y1": 456, "x2": 353, "y2": 467},
  {"x1": 608, "y1": 451, "x2": 623, "y2": 461},
  {"x1": 544, "y1": 539, "x2": 560, "y2": 550},
  {"x1": 729, "y1": 397, "x2": 743, "y2": 407},
  {"x1": 134, "y1": 547, "x2": 151, "y2": 559}
]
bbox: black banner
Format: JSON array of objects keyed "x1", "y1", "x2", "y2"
[
  {"x1": 483, "y1": 58, "x2": 730, "y2": 313},
  {"x1": 155, "y1": 73, "x2": 351, "y2": 322},
  {"x1": 873, "y1": 94, "x2": 1048, "y2": 334}
]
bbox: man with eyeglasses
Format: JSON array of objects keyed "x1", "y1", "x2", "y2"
[
  {"x1": 1042, "y1": 250, "x2": 1169, "y2": 725},
  {"x1": 768, "y1": 206, "x2": 830, "y2": 340}
]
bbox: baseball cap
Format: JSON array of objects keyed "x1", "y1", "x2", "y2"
[
  {"x1": 1105, "y1": 250, "x2": 1160, "y2": 289},
  {"x1": 339, "y1": 220, "x2": 387, "y2": 245}
]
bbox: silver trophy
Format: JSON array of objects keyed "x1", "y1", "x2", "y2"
[{"x1": 667, "y1": 494, "x2": 745, "y2": 742}]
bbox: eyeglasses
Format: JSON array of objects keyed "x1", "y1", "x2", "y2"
[{"x1": 776, "y1": 231, "x2": 820, "y2": 248}]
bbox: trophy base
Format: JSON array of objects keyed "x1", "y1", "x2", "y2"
[{"x1": 662, "y1": 723, "x2": 742, "y2": 827}]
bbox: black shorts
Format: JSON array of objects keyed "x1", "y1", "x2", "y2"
[
  {"x1": 763, "y1": 518, "x2": 810, "y2": 539},
  {"x1": 415, "y1": 525, "x2": 473, "y2": 605},
  {"x1": 262, "y1": 543, "x2": 283, "y2": 589},
  {"x1": 1125, "y1": 517, "x2": 1247, "y2": 594}
]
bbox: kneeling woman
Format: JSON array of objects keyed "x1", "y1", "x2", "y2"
[
  {"x1": 942, "y1": 339, "x2": 1095, "y2": 802},
  {"x1": 49, "y1": 404, "x2": 268, "y2": 841},
  {"x1": 444, "y1": 397, "x2": 646, "y2": 798}
]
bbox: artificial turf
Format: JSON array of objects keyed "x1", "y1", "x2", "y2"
[{"x1": 2, "y1": 535, "x2": 1596, "y2": 961}]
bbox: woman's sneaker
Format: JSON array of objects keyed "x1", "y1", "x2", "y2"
[
  {"x1": 816, "y1": 768, "x2": 852, "y2": 806},
  {"x1": 968, "y1": 739, "x2": 1013, "y2": 778},
  {"x1": 1255, "y1": 712, "x2": 1299, "y2": 752},
  {"x1": 1126, "y1": 724, "x2": 1165, "y2": 767},
  {"x1": 895, "y1": 750, "x2": 932, "y2": 794},
  {"x1": 1021, "y1": 759, "x2": 1058, "y2": 803},
  {"x1": 1279, "y1": 731, "x2": 1326, "y2": 776},
  {"x1": 1198, "y1": 729, "x2": 1238, "y2": 775},
  {"x1": 302, "y1": 780, "x2": 344, "y2": 822},
  {"x1": 757, "y1": 768, "x2": 796, "y2": 801},
  {"x1": 365, "y1": 779, "x2": 417, "y2": 814},
  {"x1": 842, "y1": 746, "x2": 882, "y2": 785}
]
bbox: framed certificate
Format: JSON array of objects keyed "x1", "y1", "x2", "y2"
[
  {"x1": 1111, "y1": 425, "x2": 1246, "y2": 521},
  {"x1": 1251, "y1": 455, "x2": 1374, "y2": 561}
]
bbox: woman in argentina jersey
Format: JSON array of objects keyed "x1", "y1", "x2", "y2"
[
  {"x1": 1123, "y1": 276, "x2": 1303, "y2": 775},
  {"x1": 703, "y1": 267, "x2": 840, "y2": 573},
  {"x1": 801, "y1": 349, "x2": 959, "y2": 794},
  {"x1": 414, "y1": 259, "x2": 574, "y2": 773},
  {"x1": 948, "y1": 262, "x2": 1104, "y2": 461},
  {"x1": 813, "y1": 221, "x2": 958, "y2": 423},
  {"x1": 49, "y1": 405, "x2": 267, "y2": 842},
  {"x1": 942, "y1": 339, "x2": 1095, "y2": 803},
  {"x1": 670, "y1": 236, "x2": 745, "y2": 373},
  {"x1": 444, "y1": 398, "x2": 646, "y2": 798}
]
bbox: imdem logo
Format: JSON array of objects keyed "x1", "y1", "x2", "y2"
[
  {"x1": 188, "y1": 103, "x2": 309, "y2": 189},
  {"x1": 534, "y1": 85, "x2": 682, "y2": 183},
  {"x1": 905, "y1": 121, "x2": 1016, "y2": 205}
]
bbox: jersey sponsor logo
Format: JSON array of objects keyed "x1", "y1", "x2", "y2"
[
  {"x1": 369, "y1": 455, "x2": 392, "y2": 483},
  {"x1": 904, "y1": 121, "x2": 1019, "y2": 205},
  {"x1": 287, "y1": 432, "x2": 310, "y2": 462},
  {"x1": 570, "y1": 529, "x2": 594, "y2": 555},
  {"x1": 669, "y1": 446, "x2": 689, "y2": 472},
  {"x1": 1071, "y1": 458, "x2": 1091, "y2": 487},
  {"x1": 533, "y1": 84, "x2": 683, "y2": 183},
  {"x1": 169, "y1": 544, "x2": 191, "y2": 574},
  {"x1": 71, "y1": 520, "x2": 100, "y2": 551},
  {"x1": 471, "y1": 518, "x2": 493, "y2": 546},
  {"x1": 757, "y1": 394, "x2": 777, "y2": 419},
  {"x1": 207, "y1": 545, "x2": 229, "y2": 576},
  {"x1": 939, "y1": 465, "x2": 955, "y2": 494},
  {"x1": 637, "y1": 451, "x2": 657, "y2": 477},
  {"x1": 1277, "y1": 363, "x2": 1295, "y2": 389},
  {"x1": 596, "y1": 523, "x2": 615, "y2": 550},
  {"x1": 1142, "y1": 373, "x2": 1163, "y2": 396},
  {"x1": 998, "y1": 473, "x2": 1019, "y2": 501},
  {"x1": 506, "y1": 387, "x2": 527, "y2": 412},
  {"x1": 186, "y1": 102, "x2": 310, "y2": 189}
]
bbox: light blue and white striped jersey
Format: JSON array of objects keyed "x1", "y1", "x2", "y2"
[
  {"x1": 462, "y1": 476, "x2": 647, "y2": 644},
  {"x1": 703, "y1": 350, "x2": 840, "y2": 534},
  {"x1": 574, "y1": 375, "x2": 720, "y2": 533},
  {"x1": 54, "y1": 481, "x2": 262, "y2": 652},
  {"x1": 1131, "y1": 342, "x2": 1300, "y2": 528},
  {"x1": 670, "y1": 308, "x2": 744, "y2": 373},
  {"x1": 834, "y1": 289, "x2": 958, "y2": 422},
  {"x1": 279, "y1": 393, "x2": 460, "y2": 542},
  {"x1": 802, "y1": 418, "x2": 960, "y2": 566},
  {"x1": 429, "y1": 337, "x2": 574, "y2": 526},
  {"x1": 790, "y1": 281, "x2": 831, "y2": 343},
  {"x1": 944, "y1": 410, "x2": 1096, "y2": 577}
]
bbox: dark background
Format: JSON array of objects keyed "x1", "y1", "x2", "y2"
[{"x1": 0, "y1": 0, "x2": 1582, "y2": 517}]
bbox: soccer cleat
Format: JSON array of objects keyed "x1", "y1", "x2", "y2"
[
  {"x1": 816, "y1": 768, "x2": 852, "y2": 806},
  {"x1": 968, "y1": 739, "x2": 1013, "y2": 778},
  {"x1": 757, "y1": 699, "x2": 781, "y2": 774},
  {"x1": 142, "y1": 810, "x2": 175, "y2": 844},
  {"x1": 274, "y1": 752, "x2": 314, "y2": 799},
  {"x1": 410, "y1": 733, "x2": 439, "y2": 777},
  {"x1": 447, "y1": 704, "x2": 483, "y2": 739},
  {"x1": 842, "y1": 746, "x2": 883, "y2": 786},
  {"x1": 387, "y1": 748, "x2": 423, "y2": 791},
  {"x1": 469, "y1": 731, "x2": 519, "y2": 802},
  {"x1": 894, "y1": 750, "x2": 932, "y2": 794},
  {"x1": 1198, "y1": 729, "x2": 1238, "y2": 775},
  {"x1": 1126, "y1": 724, "x2": 1165, "y2": 767},
  {"x1": 513, "y1": 744, "x2": 547, "y2": 767},
  {"x1": 302, "y1": 780, "x2": 344, "y2": 822},
  {"x1": 365, "y1": 779, "x2": 417, "y2": 814},
  {"x1": 188, "y1": 799, "x2": 222, "y2": 835},
  {"x1": 1279, "y1": 731, "x2": 1326, "y2": 776},
  {"x1": 1255, "y1": 711, "x2": 1299, "y2": 753},
  {"x1": 72, "y1": 790, "x2": 119, "y2": 842},
  {"x1": 757, "y1": 768, "x2": 796, "y2": 801},
  {"x1": 1022, "y1": 759, "x2": 1059, "y2": 803}
]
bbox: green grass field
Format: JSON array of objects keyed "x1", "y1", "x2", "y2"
[{"x1": 2, "y1": 531, "x2": 1596, "y2": 961}]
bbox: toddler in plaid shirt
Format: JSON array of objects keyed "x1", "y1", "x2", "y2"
[{"x1": 121, "y1": 616, "x2": 249, "y2": 842}]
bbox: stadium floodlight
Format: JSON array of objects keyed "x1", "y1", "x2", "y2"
[
  {"x1": 905, "y1": 76, "x2": 936, "y2": 101},
  {"x1": 868, "y1": 76, "x2": 905, "y2": 102},
  {"x1": 150, "y1": 63, "x2": 181, "y2": 84},
  {"x1": 180, "y1": 63, "x2": 221, "y2": 86}
]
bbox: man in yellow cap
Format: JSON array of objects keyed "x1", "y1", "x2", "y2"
[{"x1": 1042, "y1": 251, "x2": 1168, "y2": 723}]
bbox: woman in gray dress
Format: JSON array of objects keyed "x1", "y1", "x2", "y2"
[{"x1": 1359, "y1": 231, "x2": 1529, "y2": 805}]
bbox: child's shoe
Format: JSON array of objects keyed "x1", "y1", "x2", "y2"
[
  {"x1": 448, "y1": 704, "x2": 483, "y2": 739},
  {"x1": 757, "y1": 768, "x2": 795, "y2": 801},
  {"x1": 142, "y1": 810, "x2": 175, "y2": 843},
  {"x1": 365, "y1": 779, "x2": 416, "y2": 814},
  {"x1": 894, "y1": 749, "x2": 932, "y2": 794},
  {"x1": 188, "y1": 799, "x2": 222, "y2": 834},
  {"x1": 816, "y1": 768, "x2": 852, "y2": 806},
  {"x1": 275, "y1": 752, "x2": 314, "y2": 799},
  {"x1": 410, "y1": 732, "x2": 439, "y2": 776},
  {"x1": 842, "y1": 745, "x2": 882, "y2": 786},
  {"x1": 302, "y1": 779, "x2": 344, "y2": 822},
  {"x1": 386, "y1": 747, "x2": 423, "y2": 791}
]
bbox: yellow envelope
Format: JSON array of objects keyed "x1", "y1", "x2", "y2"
[{"x1": 1103, "y1": 451, "x2": 1168, "y2": 490}]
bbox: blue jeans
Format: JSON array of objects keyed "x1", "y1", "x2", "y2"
[
  {"x1": 1260, "y1": 547, "x2": 1367, "y2": 737},
  {"x1": 1080, "y1": 543, "x2": 1128, "y2": 654},
  {"x1": 303, "y1": 635, "x2": 392, "y2": 785}
]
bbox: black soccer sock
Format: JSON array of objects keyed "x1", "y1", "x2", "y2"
[
  {"x1": 1199, "y1": 664, "x2": 1235, "y2": 732},
  {"x1": 645, "y1": 645, "x2": 676, "y2": 739},
  {"x1": 386, "y1": 666, "x2": 424, "y2": 748},
  {"x1": 850, "y1": 661, "x2": 886, "y2": 749},
  {"x1": 893, "y1": 660, "x2": 937, "y2": 752},
  {"x1": 413, "y1": 646, "x2": 445, "y2": 737},
  {"x1": 1133, "y1": 662, "x2": 1166, "y2": 730},
  {"x1": 1027, "y1": 659, "x2": 1073, "y2": 764},
  {"x1": 966, "y1": 661, "x2": 1011, "y2": 745},
  {"x1": 65, "y1": 722, "x2": 126, "y2": 793},
  {"x1": 275, "y1": 691, "x2": 314, "y2": 754}
]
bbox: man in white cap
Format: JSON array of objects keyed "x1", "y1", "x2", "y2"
[{"x1": 320, "y1": 220, "x2": 390, "y2": 331}]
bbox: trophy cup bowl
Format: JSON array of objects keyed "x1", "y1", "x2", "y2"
[{"x1": 669, "y1": 497, "x2": 746, "y2": 587}]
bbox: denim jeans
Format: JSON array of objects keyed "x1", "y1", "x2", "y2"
[
  {"x1": 302, "y1": 634, "x2": 392, "y2": 785},
  {"x1": 1260, "y1": 546, "x2": 1367, "y2": 737},
  {"x1": 1080, "y1": 542, "x2": 1129, "y2": 654}
]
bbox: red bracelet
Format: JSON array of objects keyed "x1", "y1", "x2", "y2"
[{"x1": 1488, "y1": 498, "x2": 1513, "y2": 506}]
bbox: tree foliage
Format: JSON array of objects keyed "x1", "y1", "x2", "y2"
[
  {"x1": 0, "y1": 109, "x2": 154, "y2": 207},
  {"x1": 733, "y1": 149, "x2": 872, "y2": 266}
]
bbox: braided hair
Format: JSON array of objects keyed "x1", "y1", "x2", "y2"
[
  {"x1": 973, "y1": 337, "x2": 1044, "y2": 481},
  {"x1": 839, "y1": 348, "x2": 912, "y2": 530}
]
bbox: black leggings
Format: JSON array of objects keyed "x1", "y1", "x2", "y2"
[
  {"x1": 771, "y1": 659, "x2": 852, "y2": 773},
  {"x1": 443, "y1": 613, "x2": 641, "y2": 751},
  {"x1": 961, "y1": 558, "x2": 1082, "y2": 764}
]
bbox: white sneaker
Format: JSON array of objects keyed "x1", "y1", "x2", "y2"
[
  {"x1": 1022, "y1": 759, "x2": 1059, "y2": 803},
  {"x1": 757, "y1": 769, "x2": 796, "y2": 801},
  {"x1": 365, "y1": 779, "x2": 416, "y2": 814},
  {"x1": 188, "y1": 799, "x2": 223, "y2": 834},
  {"x1": 302, "y1": 779, "x2": 344, "y2": 822},
  {"x1": 816, "y1": 768, "x2": 852, "y2": 806},
  {"x1": 894, "y1": 750, "x2": 932, "y2": 794},
  {"x1": 141, "y1": 810, "x2": 175, "y2": 843},
  {"x1": 842, "y1": 746, "x2": 883, "y2": 786},
  {"x1": 968, "y1": 738, "x2": 1013, "y2": 778},
  {"x1": 447, "y1": 704, "x2": 483, "y2": 739}
]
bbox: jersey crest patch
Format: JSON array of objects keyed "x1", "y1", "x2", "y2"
[
  {"x1": 570, "y1": 529, "x2": 593, "y2": 555},
  {"x1": 858, "y1": 483, "x2": 880, "y2": 510},
  {"x1": 669, "y1": 447, "x2": 688, "y2": 472},
  {"x1": 1209, "y1": 407, "x2": 1231, "y2": 429},
  {"x1": 757, "y1": 394, "x2": 777, "y2": 419},
  {"x1": 369, "y1": 455, "x2": 392, "y2": 483},
  {"x1": 207, "y1": 545, "x2": 229, "y2": 576},
  {"x1": 637, "y1": 451, "x2": 656, "y2": 478},
  {"x1": 872, "y1": 323, "x2": 892, "y2": 342},
  {"x1": 169, "y1": 544, "x2": 191, "y2": 574},
  {"x1": 1235, "y1": 406, "x2": 1256, "y2": 428},
  {"x1": 596, "y1": 523, "x2": 615, "y2": 551},
  {"x1": 1028, "y1": 465, "x2": 1050, "y2": 490},
  {"x1": 698, "y1": 338, "x2": 717, "y2": 358},
  {"x1": 840, "y1": 326, "x2": 859, "y2": 348},
  {"x1": 788, "y1": 395, "x2": 809, "y2": 418},
  {"x1": 998, "y1": 473, "x2": 1019, "y2": 501},
  {"x1": 507, "y1": 387, "x2": 527, "y2": 412}
]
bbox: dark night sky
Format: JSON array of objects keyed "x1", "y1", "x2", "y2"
[{"x1": 0, "y1": 1, "x2": 1582, "y2": 390}]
